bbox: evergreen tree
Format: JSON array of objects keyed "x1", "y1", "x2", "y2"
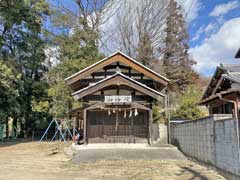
[
  {"x1": 136, "y1": 33, "x2": 155, "y2": 67},
  {"x1": 43, "y1": 8, "x2": 104, "y2": 118},
  {"x1": 0, "y1": 0, "x2": 50, "y2": 136},
  {"x1": 162, "y1": 0, "x2": 198, "y2": 94},
  {"x1": 0, "y1": 60, "x2": 21, "y2": 123}
]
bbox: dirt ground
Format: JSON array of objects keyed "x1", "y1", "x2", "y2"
[{"x1": 0, "y1": 141, "x2": 225, "y2": 180}]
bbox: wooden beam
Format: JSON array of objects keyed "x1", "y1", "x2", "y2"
[
  {"x1": 103, "y1": 64, "x2": 131, "y2": 70},
  {"x1": 132, "y1": 90, "x2": 136, "y2": 95},
  {"x1": 91, "y1": 71, "x2": 144, "y2": 77},
  {"x1": 69, "y1": 78, "x2": 164, "y2": 92},
  {"x1": 148, "y1": 110, "x2": 153, "y2": 145},
  {"x1": 65, "y1": 53, "x2": 169, "y2": 86},
  {"x1": 117, "y1": 86, "x2": 119, "y2": 95},
  {"x1": 212, "y1": 76, "x2": 224, "y2": 95},
  {"x1": 83, "y1": 108, "x2": 87, "y2": 144},
  {"x1": 100, "y1": 84, "x2": 139, "y2": 92},
  {"x1": 77, "y1": 78, "x2": 156, "y2": 85},
  {"x1": 83, "y1": 95, "x2": 152, "y2": 102}
]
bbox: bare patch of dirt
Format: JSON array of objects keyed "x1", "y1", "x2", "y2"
[{"x1": 0, "y1": 141, "x2": 225, "y2": 180}]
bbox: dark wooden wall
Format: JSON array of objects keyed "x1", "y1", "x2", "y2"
[{"x1": 87, "y1": 110, "x2": 148, "y2": 143}]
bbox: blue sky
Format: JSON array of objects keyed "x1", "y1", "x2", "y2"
[
  {"x1": 47, "y1": 0, "x2": 240, "y2": 76},
  {"x1": 189, "y1": 0, "x2": 240, "y2": 47},
  {"x1": 185, "y1": 0, "x2": 240, "y2": 76}
]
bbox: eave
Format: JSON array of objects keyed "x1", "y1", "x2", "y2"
[
  {"x1": 199, "y1": 90, "x2": 239, "y2": 105},
  {"x1": 72, "y1": 73, "x2": 165, "y2": 100},
  {"x1": 65, "y1": 51, "x2": 169, "y2": 87}
]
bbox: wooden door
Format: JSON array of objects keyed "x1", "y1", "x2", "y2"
[{"x1": 87, "y1": 110, "x2": 148, "y2": 143}]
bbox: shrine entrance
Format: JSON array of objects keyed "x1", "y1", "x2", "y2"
[{"x1": 87, "y1": 108, "x2": 148, "y2": 143}]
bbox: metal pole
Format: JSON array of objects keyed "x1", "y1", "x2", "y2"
[
  {"x1": 39, "y1": 119, "x2": 54, "y2": 142},
  {"x1": 168, "y1": 93, "x2": 171, "y2": 144},
  {"x1": 55, "y1": 119, "x2": 67, "y2": 143},
  {"x1": 65, "y1": 120, "x2": 73, "y2": 139},
  {"x1": 217, "y1": 94, "x2": 240, "y2": 159},
  {"x1": 51, "y1": 129, "x2": 58, "y2": 142},
  {"x1": 73, "y1": 118, "x2": 76, "y2": 143}
]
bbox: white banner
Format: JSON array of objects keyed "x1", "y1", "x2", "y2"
[{"x1": 104, "y1": 96, "x2": 132, "y2": 103}]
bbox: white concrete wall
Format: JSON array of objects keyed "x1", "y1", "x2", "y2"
[
  {"x1": 152, "y1": 123, "x2": 168, "y2": 144},
  {"x1": 171, "y1": 114, "x2": 240, "y2": 180}
]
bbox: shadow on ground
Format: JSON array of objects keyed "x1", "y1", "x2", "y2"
[
  {"x1": 0, "y1": 139, "x2": 34, "y2": 148},
  {"x1": 176, "y1": 165, "x2": 210, "y2": 180}
]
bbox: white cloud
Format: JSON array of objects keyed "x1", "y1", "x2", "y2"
[
  {"x1": 210, "y1": 1, "x2": 240, "y2": 17},
  {"x1": 191, "y1": 25, "x2": 204, "y2": 42},
  {"x1": 190, "y1": 18, "x2": 240, "y2": 75},
  {"x1": 177, "y1": 0, "x2": 201, "y2": 23},
  {"x1": 204, "y1": 23, "x2": 215, "y2": 34}
]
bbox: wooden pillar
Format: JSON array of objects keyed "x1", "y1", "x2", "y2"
[
  {"x1": 148, "y1": 110, "x2": 153, "y2": 145},
  {"x1": 116, "y1": 110, "x2": 119, "y2": 131},
  {"x1": 237, "y1": 97, "x2": 240, "y2": 119},
  {"x1": 83, "y1": 108, "x2": 87, "y2": 144},
  {"x1": 128, "y1": 68, "x2": 132, "y2": 77},
  {"x1": 131, "y1": 113, "x2": 134, "y2": 143}
]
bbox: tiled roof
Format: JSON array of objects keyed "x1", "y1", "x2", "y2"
[
  {"x1": 221, "y1": 64, "x2": 240, "y2": 72},
  {"x1": 222, "y1": 72, "x2": 240, "y2": 84},
  {"x1": 201, "y1": 63, "x2": 240, "y2": 101}
]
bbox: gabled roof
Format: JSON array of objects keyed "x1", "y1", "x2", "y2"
[
  {"x1": 72, "y1": 72, "x2": 164, "y2": 100},
  {"x1": 202, "y1": 66, "x2": 224, "y2": 100},
  {"x1": 65, "y1": 51, "x2": 169, "y2": 86},
  {"x1": 201, "y1": 63, "x2": 240, "y2": 101}
]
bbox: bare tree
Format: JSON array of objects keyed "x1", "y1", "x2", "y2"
[
  {"x1": 115, "y1": 0, "x2": 168, "y2": 57},
  {"x1": 49, "y1": 0, "x2": 117, "y2": 35}
]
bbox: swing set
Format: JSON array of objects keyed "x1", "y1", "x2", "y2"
[{"x1": 39, "y1": 118, "x2": 75, "y2": 143}]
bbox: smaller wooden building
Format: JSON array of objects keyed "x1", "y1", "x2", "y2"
[
  {"x1": 65, "y1": 51, "x2": 169, "y2": 144},
  {"x1": 199, "y1": 64, "x2": 240, "y2": 118}
]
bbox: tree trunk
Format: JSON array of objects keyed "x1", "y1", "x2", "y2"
[{"x1": 5, "y1": 117, "x2": 9, "y2": 138}]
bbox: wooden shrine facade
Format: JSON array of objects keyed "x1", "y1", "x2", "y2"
[{"x1": 66, "y1": 51, "x2": 169, "y2": 144}]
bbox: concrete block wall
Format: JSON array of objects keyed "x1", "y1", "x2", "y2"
[
  {"x1": 214, "y1": 119, "x2": 240, "y2": 178},
  {"x1": 171, "y1": 114, "x2": 240, "y2": 180}
]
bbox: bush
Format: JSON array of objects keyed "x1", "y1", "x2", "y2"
[{"x1": 172, "y1": 86, "x2": 206, "y2": 120}]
